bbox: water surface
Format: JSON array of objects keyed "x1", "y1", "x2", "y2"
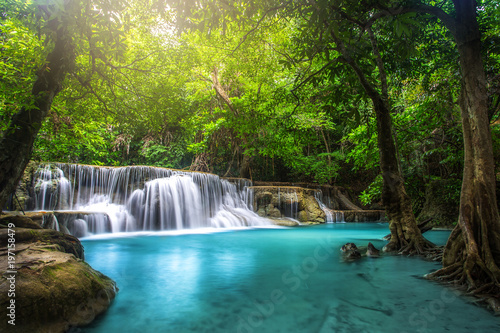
[{"x1": 81, "y1": 223, "x2": 500, "y2": 333}]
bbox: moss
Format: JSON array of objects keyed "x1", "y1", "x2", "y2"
[
  {"x1": 0, "y1": 215, "x2": 42, "y2": 229},
  {"x1": 0, "y1": 228, "x2": 117, "y2": 333}
]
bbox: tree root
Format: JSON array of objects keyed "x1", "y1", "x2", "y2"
[
  {"x1": 425, "y1": 258, "x2": 500, "y2": 315},
  {"x1": 384, "y1": 236, "x2": 438, "y2": 258}
]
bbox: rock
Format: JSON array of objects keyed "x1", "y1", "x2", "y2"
[
  {"x1": 302, "y1": 194, "x2": 326, "y2": 222},
  {"x1": 269, "y1": 219, "x2": 300, "y2": 227},
  {"x1": 340, "y1": 242, "x2": 361, "y2": 260},
  {"x1": 341, "y1": 242, "x2": 358, "y2": 252},
  {"x1": 298, "y1": 210, "x2": 308, "y2": 222},
  {"x1": 268, "y1": 207, "x2": 282, "y2": 218},
  {"x1": 255, "y1": 191, "x2": 273, "y2": 207},
  {"x1": 366, "y1": 242, "x2": 380, "y2": 257},
  {"x1": 250, "y1": 186, "x2": 326, "y2": 222},
  {"x1": 0, "y1": 215, "x2": 42, "y2": 229},
  {"x1": 256, "y1": 207, "x2": 267, "y2": 217},
  {"x1": 0, "y1": 225, "x2": 117, "y2": 333}
]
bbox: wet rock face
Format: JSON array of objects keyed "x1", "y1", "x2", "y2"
[
  {"x1": 0, "y1": 215, "x2": 117, "y2": 333},
  {"x1": 251, "y1": 186, "x2": 326, "y2": 222}
]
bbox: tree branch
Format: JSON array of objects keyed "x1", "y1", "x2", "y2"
[
  {"x1": 230, "y1": 2, "x2": 290, "y2": 56},
  {"x1": 367, "y1": 4, "x2": 457, "y2": 38}
]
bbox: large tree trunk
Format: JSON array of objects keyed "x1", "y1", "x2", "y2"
[
  {"x1": 0, "y1": 23, "x2": 74, "y2": 212},
  {"x1": 427, "y1": 1, "x2": 500, "y2": 309}
]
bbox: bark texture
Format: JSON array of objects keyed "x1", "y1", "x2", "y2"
[
  {"x1": 0, "y1": 23, "x2": 74, "y2": 211},
  {"x1": 426, "y1": 0, "x2": 500, "y2": 310}
]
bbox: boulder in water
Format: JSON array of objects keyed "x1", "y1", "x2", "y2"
[
  {"x1": 0, "y1": 216, "x2": 117, "y2": 333},
  {"x1": 366, "y1": 242, "x2": 380, "y2": 257},
  {"x1": 341, "y1": 242, "x2": 362, "y2": 260}
]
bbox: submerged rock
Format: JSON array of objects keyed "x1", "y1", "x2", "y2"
[
  {"x1": 366, "y1": 242, "x2": 380, "y2": 257},
  {"x1": 341, "y1": 242, "x2": 362, "y2": 260},
  {"x1": 0, "y1": 215, "x2": 117, "y2": 333}
]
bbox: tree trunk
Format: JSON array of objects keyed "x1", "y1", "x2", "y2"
[
  {"x1": 331, "y1": 30, "x2": 433, "y2": 254},
  {"x1": 427, "y1": 1, "x2": 500, "y2": 306},
  {"x1": 0, "y1": 24, "x2": 74, "y2": 212},
  {"x1": 239, "y1": 153, "x2": 252, "y2": 179},
  {"x1": 211, "y1": 67, "x2": 253, "y2": 179},
  {"x1": 372, "y1": 96, "x2": 433, "y2": 253}
]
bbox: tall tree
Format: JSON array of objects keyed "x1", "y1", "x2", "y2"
[
  {"x1": 323, "y1": 7, "x2": 434, "y2": 253},
  {"x1": 169, "y1": 0, "x2": 434, "y2": 253},
  {"x1": 0, "y1": 0, "x2": 129, "y2": 211},
  {"x1": 0, "y1": 0, "x2": 75, "y2": 211},
  {"x1": 407, "y1": 0, "x2": 500, "y2": 304}
]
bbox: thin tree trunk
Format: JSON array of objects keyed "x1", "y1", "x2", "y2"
[
  {"x1": 331, "y1": 30, "x2": 432, "y2": 254},
  {"x1": 211, "y1": 67, "x2": 253, "y2": 178},
  {"x1": 0, "y1": 24, "x2": 74, "y2": 212}
]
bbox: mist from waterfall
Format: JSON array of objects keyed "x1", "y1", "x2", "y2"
[{"x1": 28, "y1": 163, "x2": 270, "y2": 236}]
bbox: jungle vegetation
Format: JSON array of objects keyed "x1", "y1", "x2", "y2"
[{"x1": 1, "y1": 0, "x2": 500, "y2": 306}]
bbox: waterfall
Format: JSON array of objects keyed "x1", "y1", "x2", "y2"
[
  {"x1": 276, "y1": 187, "x2": 299, "y2": 219},
  {"x1": 26, "y1": 163, "x2": 270, "y2": 236},
  {"x1": 314, "y1": 191, "x2": 333, "y2": 223},
  {"x1": 333, "y1": 211, "x2": 345, "y2": 223},
  {"x1": 33, "y1": 165, "x2": 72, "y2": 210}
]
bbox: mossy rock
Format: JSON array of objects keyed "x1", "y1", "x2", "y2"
[
  {"x1": 269, "y1": 219, "x2": 300, "y2": 226},
  {"x1": 302, "y1": 195, "x2": 326, "y2": 222},
  {"x1": 0, "y1": 215, "x2": 42, "y2": 229},
  {"x1": 8, "y1": 228, "x2": 84, "y2": 259},
  {"x1": 0, "y1": 227, "x2": 117, "y2": 333},
  {"x1": 250, "y1": 186, "x2": 325, "y2": 222}
]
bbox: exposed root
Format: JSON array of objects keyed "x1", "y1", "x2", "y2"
[
  {"x1": 426, "y1": 258, "x2": 500, "y2": 315},
  {"x1": 384, "y1": 236, "x2": 439, "y2": 258}
]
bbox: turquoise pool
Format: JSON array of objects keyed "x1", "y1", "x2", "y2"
[{"x1": 80, "y1": 223, "x2": 500, "y2": 333}]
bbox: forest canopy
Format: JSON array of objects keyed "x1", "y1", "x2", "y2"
[{"x1": 1, "y1": 0, "x2": 499, "y2": 212}]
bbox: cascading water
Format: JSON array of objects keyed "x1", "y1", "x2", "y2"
[
  {"x1": 314, "y1": 191, "x2": 334, "y2": 223},
  {"x1": 33, "y1": 165, "x2": 72, "y2": 210},
  {"x1": 276, "y1": 187, "x2": 299, "y2": 219},
  {"x1": 333, "y1": 210, "x2": 345, "y2": 222},
  {"x1": 26, "y1": 163, "x2": 270, "y2": 237}
]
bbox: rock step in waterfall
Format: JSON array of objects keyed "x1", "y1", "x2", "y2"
[
  {"x1": 249, "y1": 185, "x2": 386, "y2": 223},
  {"x1": 12, "y1": 163, "x2": 271, "y2": 237},
  {"x1": 7, "y1": 163, "x2": 385, "y2": 237}
]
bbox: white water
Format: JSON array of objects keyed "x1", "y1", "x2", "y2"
[
  {"x1": 29, "y1": 164, "x2": 270, "y2": 237},
  {"x1": 333, "y1": 210, "x2": 345, "y2": 222},
  {"x1": 315, "y1": 191, "x2": 334, "y2": 223}
]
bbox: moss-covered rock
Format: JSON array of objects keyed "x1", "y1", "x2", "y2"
[
  {"x1": 268, "y1": 218, "x2": 301, "y2": 227},
  {"x1": 0, "y1": 216, "x2": 117, "y2": 333},
  {"x1": 301, "y1": 193, "x2": 325, "y2": 222},
  {"x1": 0, "y1": 215, "x2": 42, "y2": 229},
  {"x1": 251, "y1": 186, "x2": 325, "y2": 222}
]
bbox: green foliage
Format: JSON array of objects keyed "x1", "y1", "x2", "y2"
[
  {"x1": 0, "y1": 9, "x2": 46, "y2": 130},
  {"x1": 359, "y1": 175, "x2": 383, "y2": 206},
  {"x1": 3, "y1": 0, "x2": 499, "y2": 213},
  {"x1": 140, "y1": 142, "x2": 187, "y2": 169}
]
